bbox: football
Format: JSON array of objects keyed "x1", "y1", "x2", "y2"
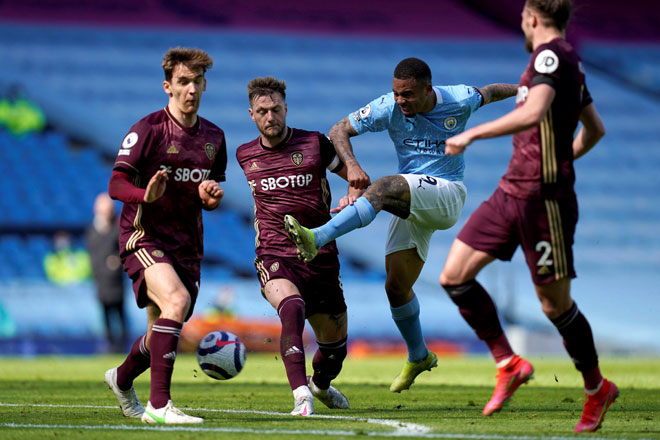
[{"x1": 196, "y1": 331, "x2": 246, "y2": 380}]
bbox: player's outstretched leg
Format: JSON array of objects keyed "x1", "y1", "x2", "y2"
[
  {"x1": 290, "y1": 385, "x2": 315, "y2": 416},
  {"x1": 308, "y1": 376, "x2": 349, "y2": 409},
  {"x1": 104, "y1": 367, "x2": 144, "y2": 418},
  {"x1": 141, "y1": 400, "x2": 204, "y2": 424},
  {"x1": 482, "y1": 355, "x2": 534, "y2": 415},
  {"x1": 574, "y1": 379, "x2": 618, "y2": 433},
  {"x1": 390, "y1": 351, "x2": 438, "y2": 393},
  {"x1": 284, "y1": 215, "x2": 318, "y2": 263}
]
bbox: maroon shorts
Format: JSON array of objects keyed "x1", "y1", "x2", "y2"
[
  {"x1": 457, "y1": 187, "x2": 577, "y2": 285},
  {"x1": 122, "y1": 246, "x2": 201, "y2": 321},
  {"x1": 254, "y1": 253, "x2": 346, "y2": 318}
]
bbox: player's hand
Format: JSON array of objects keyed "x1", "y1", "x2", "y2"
[
  {"x1": 445, "y1": 132, "x2": 473, "y2": 156},
  {"x1": 330, "y1": 185, "x2": 365, "y2": 213},
  {"x1": 331, "y1": 195, "x2": 357, "y2": 213},
  {"x1": 199, "y1": 180, "x2": 224, "y2": 210},
  {"x1": 347, "y1": 164, "x2": 371, "y2": 189},
  {"x1": 144, "y1": 169, "x2": 168, "y2": 203}
]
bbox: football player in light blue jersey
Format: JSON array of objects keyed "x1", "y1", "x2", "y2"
[
  {"x1": 285, "y1": 57, "x2": 517, "y2": 392},
  {"x1": 352, "y1": 84, "x2": 480, "y2": 180}
]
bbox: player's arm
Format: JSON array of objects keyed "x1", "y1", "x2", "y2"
[
  {"x1": 328, "y1": 117, "x2": 371, "y2": 190},
  {"x1": 573, "y1": 102, "x2": 605, "y2": 160},
  {"x1": 445, "y1": 84, "x2": 555, "y2": 155},
  {"x1": 475, "y1": 83, "x2": 518, "y2": 106},
  {"x1": 199, "y1": 180, "x2": 224, "y2": 211},
  {"x1": 108, "y1": 168, "x2": 168, "y2": 203}
]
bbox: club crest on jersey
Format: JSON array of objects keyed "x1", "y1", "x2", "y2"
[
  {"x1": 204, "y1": 143, "x2": 216, "y2": 160},
  {"x1": 534, "y1": 49, "x2": 559, "y2": 74},
  {"x1": 269, "y1": 262, "x2": 280, "y2": 272},
  {"x1": 444, "y1": 116, "x2": 458, "y2": 130},
  {"x1": 151, "y1": 250, "x2": 164, "y2": 258},
  {"x1": 291, "y1": 151, "x2": 304, "y2": 166}
]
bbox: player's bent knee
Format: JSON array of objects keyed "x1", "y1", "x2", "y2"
[
  {"x1": 439, "y1": 266, "x2": 468, "y2": 287},
  {"x1": 158, "y1": 290, "x2": 191, "y2": 319}
]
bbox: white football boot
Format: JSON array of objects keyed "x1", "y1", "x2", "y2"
[
  {"x1": 308, "y1": 376, "x2": 350, "y2": 409},
  {"x1": 141, "y1": 400, "x2": 204, "y2": 424},
  {"x1": 290, "y1": 385, "x2": 314, "y2": 416},
  {"x1": 104, "y1": 367, "x2": 144, "y2": 418}
]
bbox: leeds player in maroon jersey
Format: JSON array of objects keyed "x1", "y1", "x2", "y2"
[
  {"x1": 104, "y1": 47, "x2": 227, "y2": 425},
  {"x1": 237, "y1": 76, "x2": 354, "y2": 416},
  {"x1": 442, "y1": 0, "x2": 615, "y2": 433}
]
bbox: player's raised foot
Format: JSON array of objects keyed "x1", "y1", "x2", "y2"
[
  {"x1": 284, "y1": 214, "x2": 318, "y2": 263},
  {"x1": 291, "y1": 385, "x2": 314, "y2": 416},
  {"x1": 482, "y1": 355, "x2": 534, "y2": 416},
  {"x1": 390, "y1": 351, "x2": 438, "y2": 393},
  {"x1": 104, "y1": 367, "x2": 144, "y2": 418},
  {"x1": 308, "y1": 376, "x2": 349, "y2": 409},
  {"x1": 574, "y1": 379, "x2": 619, "y2": 433},
  {"x1": 141, "y1": 400, "x2": 204, "y2": 424}
]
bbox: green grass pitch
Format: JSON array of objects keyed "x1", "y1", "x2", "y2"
[{"x1": 1, "y1": 354, "x2": 659, "y2": 439}]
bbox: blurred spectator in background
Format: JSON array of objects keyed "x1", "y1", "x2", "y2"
[
  {"x1": 43, "y1": 231, "x2": 92, "y2": 285},
  {"x1": 212, "y1": 285, "x2": 235, "y2": 317},
  {"x1": 86, "y1": 192, "x2": 128, "y2": 353},
  {"x1": 0, "y1": 83, "x2": 46, "y2": 136}
]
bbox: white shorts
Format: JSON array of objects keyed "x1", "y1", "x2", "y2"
[{"x1": 385, "y1": 174, "x2": 467, "y2": 262}]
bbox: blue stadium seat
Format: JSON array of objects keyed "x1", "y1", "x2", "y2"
[{"x1": 0, "y1": 23, "x2": 658, "y2": 311}]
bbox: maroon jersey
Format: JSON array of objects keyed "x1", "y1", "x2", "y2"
[
  {"x1": 499, "y1": 38, "x2": 592, "y2": 200},
  {"x1": 113, "y1": 106, "x2": 227, "y2": 261},
  {"x1": 236, "y1": 128, "x2": 344, "y2": 258}
]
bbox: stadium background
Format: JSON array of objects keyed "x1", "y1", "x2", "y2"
[{"x1": 0, "y1": 0, "x2": 658, "y2": 357}]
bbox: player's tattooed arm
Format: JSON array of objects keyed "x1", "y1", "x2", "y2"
[
  {"x1": 476, "y1": 83, "x2": 518, "y2": 106},
  {"x1": 329, "y1": 117, "x2": 371, "y2": 189}
]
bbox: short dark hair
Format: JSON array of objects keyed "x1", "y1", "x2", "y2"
[
  {"x1": 526, "y1": 0, "x2": 572, "y2": 31},
  {"x1": 393, "y1": 58, "x2": 432, "y2": 84},
  {"x1": 247, "y1": 76, "x2": 287, "y2": 105},
  {"x1": 162, "y1": 47, "x2": 213, "y2": 82}
]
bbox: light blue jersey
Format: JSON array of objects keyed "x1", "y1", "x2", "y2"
[{"x1": 349, "y1": 85, "x2": 482, "y2": 181}]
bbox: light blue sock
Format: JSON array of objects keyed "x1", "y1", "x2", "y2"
[
  {"x1": 313, "y1": 197, "x2": 376, "y2": 248},
  {"x1": 390, "y1": 295, "x2": 428, "y2": 362}
]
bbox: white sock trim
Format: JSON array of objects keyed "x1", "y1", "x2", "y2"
[
  {"x1": 585, "y1": 379, "x2": 603, "y2": 395},
  {"x1": 495, "y1": 355, "x2": 515, "y2": 369}
]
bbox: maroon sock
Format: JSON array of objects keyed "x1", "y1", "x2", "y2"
[
  {"x1": 443, "y1": 280, "x2": 514, "y2": 363},
  {"x1": 485, "y1": 333, "x2": 515, "y2": 364},
  {"x1": 278, "y1": 296, "x2": 307, "y2": 390},
  {"x1": 116, "y1": 334, "x2": 150, "y2": 391},
  {"x1": 551, "y1": 302, "x2": 601, "y2": 389},
  {"x1": 149, "y1": 318, "x2": 182, "y2": 408},
  {"x1": 312, "y1": 337, "x2": 347, "y2": 390}
]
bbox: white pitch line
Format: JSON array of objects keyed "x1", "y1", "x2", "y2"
[
  {"x1": 0, "y1": 403, "x2": 640, "y2": 440},
  {"x1": 0, "y1": 402, "x2": 429, "y2": 436},
  {"x1": 0, "y1": 422, "x2": 636, "y2": 440}
]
